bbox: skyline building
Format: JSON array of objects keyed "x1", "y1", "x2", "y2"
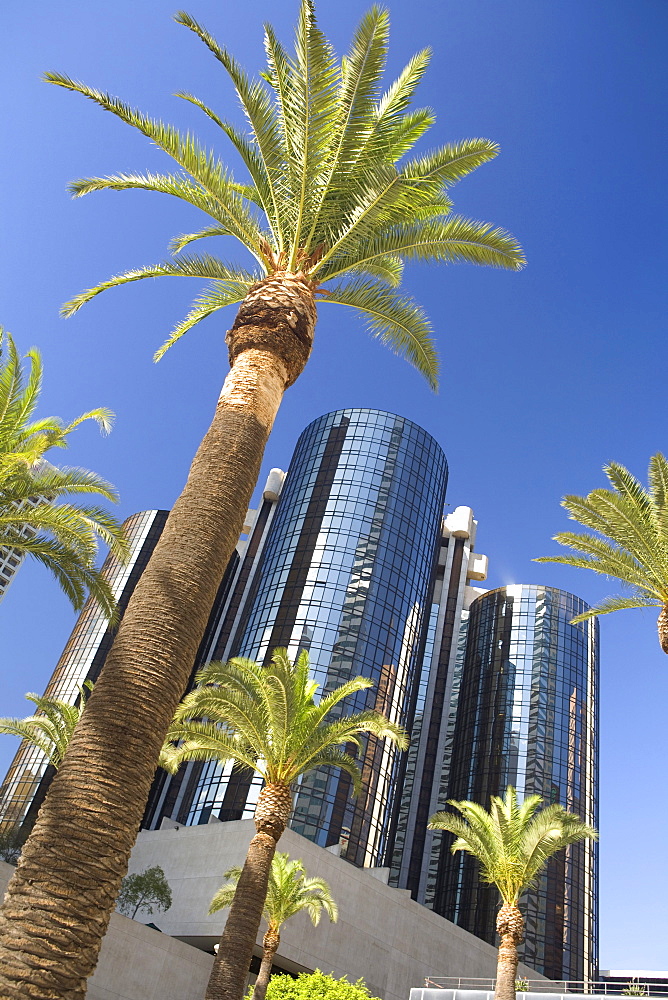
[
  {"x1": 0, "y1": 547, "x2": 25, "y2": 603},
  {"x1": 0, "y1": 409, "x2": 599, "y2": 981},
  {"x1": 148, "y1": 408, "x2": 450, "y2": 870},
  {"x1": 432, "y1": 585, "x2": 599, "y2": 981},
  {"x1": 0, "y1": 509, "x2": 168, "y2": 830}
]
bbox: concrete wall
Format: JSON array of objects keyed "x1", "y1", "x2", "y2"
[
  {"x1": 126, "y1": 822, "x2": 544, "y2": 1000},
  {"x1": 2, "y1": 822, "x2": 546, "y2": 1000},
  {"x1": 1, "y1": 860, "x2": 213, "y2": 1000}
]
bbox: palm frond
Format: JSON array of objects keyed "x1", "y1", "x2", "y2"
[
  {"x1": 569, "y1": 593, "x2": 661, "y2": 623},
  {"x1": 174, "y1": 11, "x2": 290, "y2": 245},
  {"x1": 303, "y1": 5, "x2": 390, "y2": 246},
  {"x1": 0, "y1": 683, "x2": 93, "y2": 769},
  {"x1": 280, "y1": 0, "x2": 340, "y2": 271},
  {"x1": 46, "y1": 73, "x2": 266, "y2": 251},
  {"x1": 535, "y1": 531, "x2": 666, "y2": 599},
  {"x1": 323, "y1": 278, "x2": 438, "y2": 389},
  {"x1": 153, "y1": 277, "x2": 260, "y2": 361},
  {"x1": 317, "y1": 216, "x2": 525, "y2": 282},
  {"x1": 167, "y1": 649, "x2": 404, "y2": 803},
  {"x1": 61, "y1": 256, "x2": 259, "y2": 319},
  {"x1": 175, "y1": 91, "x2": 272, "y2": 214}
]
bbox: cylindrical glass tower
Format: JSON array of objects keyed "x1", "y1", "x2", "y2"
[
  {"x1": 178, "y1": 408, "x2": 448, "y2": 869},
  {"x1": 434, "y1": 585, "x2": 598, "y2": 981}
]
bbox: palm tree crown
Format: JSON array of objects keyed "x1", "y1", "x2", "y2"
[
  {"x1": 210, "y1": 851, "x2": 338, "y2": 927},
  {"x1": 0, "y1": 328, "x2": 128, "y2": 618},
  {"x1": 429, "y1": 787, "x2": 596, "y2": 1000},
  {"x1": 429, "y1": 786, "x2": 596, "y2": 906},
  {"x1": 535, "y1": 454, "x2": 668, "y2": 653},
  {"x1": 210, "y1": 851, "x2": 337, "y2": 1000},
  {"x1": 47, "y1": 2, "x2": 524, "y2": 387},
  {"x1": 162, "y1": 647, "x2": 408, "y2": 789},
  {"x1": 162, "y1": 648, "x2": 406, "y2": 1000},
  {"x1": 0, "y1": 684, "x2": 93, "y2": 771}
]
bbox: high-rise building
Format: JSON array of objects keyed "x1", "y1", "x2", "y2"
[
  {"x1": 148, "y1": 409, "x2": 450, "y2": 870},
  {"x1": 432, "y1": 585, "x2": 599, "y2": 981},
  {"x1": 0, "y1": 410, "x2": 599, "y2": 981},
  {"x1": 0, "y1": 509, "x2": 168, "y2": 830},
  {"x1": 0, "y1": 492, "x2": 44, "y2": 604},
  {"x1": 389, "y1": 504, "x2": 488, "y2": 902},
  {"x1": 0, "y1": 547, "x2": 26, "y2": 602}
]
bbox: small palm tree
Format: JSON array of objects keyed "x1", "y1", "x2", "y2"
[
  {"x1": 210, "y1": 852, "x2": 337, "y2": 1000},
  {"x1": 162, "y1": 648, "x2": 406, "y2": 1000},
  {"x1": 535, "y1": 454, "x2": 668, "y2": 653},
  {"x1": 0, "y1": 328, "x2": 127, "y2": 619},
  {"x1": 428, "y1": 787, "x2": 596, "y2": 1000},
  {"x1": 0, "y1": 684, "x2": 93, "y2": 770}
]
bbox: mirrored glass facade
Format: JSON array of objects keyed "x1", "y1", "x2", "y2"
[
  {"x1": 169, "y1": 409, "x2": 448, "y2": 868},
  {"x1": 0, "y1": 510, "x2": 168, "y2": 831},
  {"x1": 433, "y1": 585, "x2": 599, "y2": 981}
]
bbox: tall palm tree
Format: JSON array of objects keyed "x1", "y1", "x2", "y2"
[
  {"x1": 428, "y1": 787, "x2": 596, "y2": 1000},
  {"x1": 161, "y1": 648, "x2": 406, "y2": 1000},
  {"x1": 209, "y1": 852, "x2": 337, "y2": 1000},
  {"x1": 0, "y1": 6, "x2": 523, "y2": 997},
  {"x1": 535, "y1": 453, "x2": 668, "y2": 653},
  {"x1": 0, "y1": 328, "x2": 127, "y2": 619},
  {"x1": 0, "y1": 684, "x2": 93, "y2": 771}
]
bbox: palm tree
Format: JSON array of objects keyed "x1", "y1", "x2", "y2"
[
  {"x1": 535, "y1": 454, "x2": 668, "y2": 653},
  {"x1": 0, "y1": 684, "x2": 93, "y2": 771},
  {"x1": 0, "y1": 6, "x2": 523, "y2": 996},
  {"x1": 161, "y1": 648, "x2": 406, "y2": 1000},
  {"x1": 0, "y1": 328, "x2": 127, "y2": 619},
  {"x1": 428, "y1": 787, "x2": 596, "y2": 1000},
  {"x1": 209, "y1": 852, "x2": 337, "y2": 1000}
]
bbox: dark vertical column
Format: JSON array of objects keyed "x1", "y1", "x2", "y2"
[{"x1": 405, "y1": 537, "x2": 465, "y2": 896}]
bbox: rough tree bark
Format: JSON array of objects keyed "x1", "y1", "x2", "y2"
[
  {"x1": 657, "y1": 604, "x2": 668, "y2": 654},
  {"x1": 0, "y1": 274, "x2": 316, "y2": 1000},
  {"x1": 494, "y1": 903, "x2": 524, "y2": 1000},
  {"x1": 206, "y1": 782, "x2": 293, "y2": 1000},
  {"x1": 252, "y1": 926, "x2": 280, "y2": 1000}
]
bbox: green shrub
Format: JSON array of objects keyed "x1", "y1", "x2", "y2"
[{"x1": 257, "y1": 970, "x2": 381, "y2": 1000}]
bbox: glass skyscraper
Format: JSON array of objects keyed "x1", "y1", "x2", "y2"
[
  {"x1": 0, "y1": 412, "x2": 599, "y2": 981},
  {"x1": 433, "y1": 585, "x2": 599, "y2": 981},
  {"x1": 0, "y1": 509, "x2": 168, "y2": 830},
  {"x1": 153, "y1": 409, "x2": 449, "y2": 869}
]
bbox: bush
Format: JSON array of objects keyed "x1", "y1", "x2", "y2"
[{"x1": 260, "y1": 971, "x2": 381, "y2": 1000}]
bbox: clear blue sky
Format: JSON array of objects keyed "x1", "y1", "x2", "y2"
[{"x1": 2, "y1": 0, "x2": 667, "y2": 972}]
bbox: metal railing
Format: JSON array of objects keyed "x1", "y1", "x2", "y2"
[{"x1": 423, "y1": 978, "x2": 668, "y2": 997}]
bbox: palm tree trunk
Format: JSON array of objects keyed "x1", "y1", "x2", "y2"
[
  {"x1": 658, "y1": 604, "x2": 668, "y2": 654},
  {"x1": 0, "y1": 275, "x2": 316, "y2": 1000},
  {"x1": 206, "y1": 782, "x2": 292, "y2": 1000},
  {"x1": 252, "y1": 927, "x2": 280, "y2": 1000},
  {"x1": 494, "y1": 904, "x2": 524, "y2": 1000}
]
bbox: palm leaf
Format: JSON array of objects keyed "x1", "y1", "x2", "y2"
[{"x1": 323, "y1": 278, "x2": 438, "y2": 389}]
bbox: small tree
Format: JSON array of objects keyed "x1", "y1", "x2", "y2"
[
  {"x1": 429, "y1": 786, "x2": 596, "y2": 1000},
  {"x1": 0, "y1": 684, "x2": 93, "y2": 770},
  {"x1": 162, "y1": 648, "x2": 406, "y2": 1000},
  {"x1": 211, "y1": 853, "x2": 337, "y2": 1000},
  {"x1": 0, "y1": 827, "x2": 27, "y2": 866},
  {"x1": 116, "y1": 865, "x2": 172, "y2": 920},
  {"x1": 258, "y1": 970, "x2": 381, "y2": 1000}
]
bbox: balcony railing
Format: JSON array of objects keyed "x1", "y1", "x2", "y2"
[{"x1": 423, "y1": 978, "x2": 668, "y2": 997}]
